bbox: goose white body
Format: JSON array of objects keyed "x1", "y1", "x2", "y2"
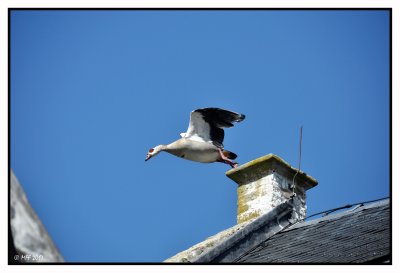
[{"x1": 165, "y1": 138, "x2": 220, "y2": 163}]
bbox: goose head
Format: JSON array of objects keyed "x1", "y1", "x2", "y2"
[{"x1": 145, "y1": 145, "x2": 164, "y2": 161}]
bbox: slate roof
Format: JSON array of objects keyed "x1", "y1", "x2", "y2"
[
  {"x1": 165, "y1": 199, "x2": 390, "y2": 264},
  {"x1": 235, "y1": 199, "x2": 390, "y2": 263}
]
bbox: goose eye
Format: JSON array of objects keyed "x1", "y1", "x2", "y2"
[{"x1": 149, "y1": 148, "x2": 154, "y2": 153}]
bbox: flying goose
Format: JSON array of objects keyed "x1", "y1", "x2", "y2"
[{"x1": 145, "y1": 107, "x2": 245, "y2": 168}]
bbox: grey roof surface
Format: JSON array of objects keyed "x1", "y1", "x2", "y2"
[{"x1": 235, "y1": 199, "x2": 390, "y2": 263}]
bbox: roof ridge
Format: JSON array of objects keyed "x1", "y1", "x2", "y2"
[
  {"x1": 193, "y1": 200, "x2": 296, "y2": 263},
  {"x1": 285, "y1": 199, "x2": 390, "y2": 232}
]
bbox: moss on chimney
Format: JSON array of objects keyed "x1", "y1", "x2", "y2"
[
  {"x1": 226, "y1": 153, "x2": 318, "y2": 189},
  {"x1": 226, "y1": 154, "x2": 318, "y2": 224}
]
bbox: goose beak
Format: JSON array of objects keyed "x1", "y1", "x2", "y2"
[{"x1": 145, "y1": 154, "x2": 152, "y2": 161}]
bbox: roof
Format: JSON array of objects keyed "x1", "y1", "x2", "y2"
[
  {"x1": 165, "y1": 199, "x2": 390, "y2": 264},
  {"x1": 163, "y1": 215, "x2": 259, "y2": 262},
  {"x1": 10, "y1": 170, "x2": 64, "y2": 263},
  {"x1": 165, "y1": 200, "x2": 296, "y2": 263},
  {"x1": 235, "y1": 199, "x2": 390, "y2": 263}
]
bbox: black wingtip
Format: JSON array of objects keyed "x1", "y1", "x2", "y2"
[
  {"x1": 238, "y1": 114, "x2": 245, "y2": 122},
  {"x1": 196, "y1": 108, "x2": 245, "y2": 123}
]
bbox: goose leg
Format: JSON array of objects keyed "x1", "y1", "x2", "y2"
[{"x1": 218, "y1": 149, "x2": 238, "y2": 168}]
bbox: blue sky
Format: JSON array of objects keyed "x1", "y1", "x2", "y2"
[{"x1": 10, "y1": 10, "x2": 390, "y2": 262}]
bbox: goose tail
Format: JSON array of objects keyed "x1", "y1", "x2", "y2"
[{"x1": 223, "y1": 150, "x2": 237, "y2": 160}]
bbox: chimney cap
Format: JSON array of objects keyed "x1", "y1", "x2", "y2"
[{"x1": 226, "y1": 153, "x2": 318, "y2": 190}]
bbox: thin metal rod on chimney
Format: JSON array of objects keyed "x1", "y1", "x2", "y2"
[
  {"x1": 292, "y1": 126, "x2": 303, "y2": 195},
  {"x1": 298, "y1": 125, "x2": 303, "y2": 170}
]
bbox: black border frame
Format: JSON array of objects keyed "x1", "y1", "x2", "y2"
[{"x1": 8, "y1": 7, "x2": 392, "y2": 265}]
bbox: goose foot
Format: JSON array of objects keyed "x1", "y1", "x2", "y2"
[{"x1": 218, "y1": 149, "x2": 238, "y2": 168}]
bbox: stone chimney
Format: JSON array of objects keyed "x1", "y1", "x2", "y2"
[{"x1": 226, "y1": 154, "x2": 318, "y2": 224}]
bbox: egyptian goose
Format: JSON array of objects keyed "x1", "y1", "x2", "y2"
[{"x1": 145, "y1": 108, "x2": 245, "y2": 168}]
